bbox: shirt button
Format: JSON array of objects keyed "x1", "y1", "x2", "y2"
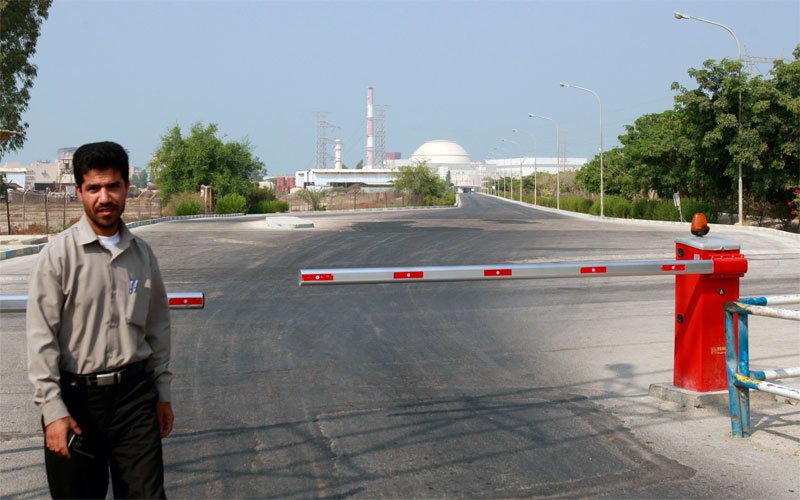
[{"x1": 110, "y1": 321, "x2": 117, "y2": 327}]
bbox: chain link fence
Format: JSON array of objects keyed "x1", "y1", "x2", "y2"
[{"x1": 1, "y1": 191, "x2": 162, "y2": 235}]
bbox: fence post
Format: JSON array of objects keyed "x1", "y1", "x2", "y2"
[
  {"x1": 4, "y1": 194, "x2": 10, "y2": 235},
  {"x1": 44, "y1": 190, "x2": 49, "y2": 233},
  {"x1": 22, "y1": 190, "x2": 27, "y2": 232}
]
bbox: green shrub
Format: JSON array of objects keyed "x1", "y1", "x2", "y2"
[
  {"x1": 590, "y1": 196, "x2": 632, "y2": 218},
  {"x1": 215, "y1": 193, "x2": 247, "y2": 214},
  {"x1": 246, "y1": 185, "x2": 277, "y2": 211},
  {"x1": 251, "y1": 199, "x2": 289, "y2": 213},
  {"x1": 560, "y1": 197, "x2": 594, "y2": 213},
  {"x1": 438, "y1": 191, "x2": 457, "y2": 205},
  {"x1": 681, "y1": 197, "x2": 718, "y2": 223},
  {"x1": 164, "y1": 191, "x2": 203, "y2": 216},
  {"x1": 632, "y1": 199, "x2": 653, "y2": 219},
  {"x1": 535, "y1": 196, "x2": 558, "y2": 208},
  {"x1": 650, "y1": 200, "x2": 679, "y2": 221},
  {"x1": 175, "y1": 200, "x2": 202, "y2": 216}
]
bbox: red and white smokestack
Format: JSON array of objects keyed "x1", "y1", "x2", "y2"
[
  {"x1": 366, "y1": 87, "x2": 374, "y2": 170},
  {"x1": 335, "y1": 139, "x2": 342, "y2": 170}
]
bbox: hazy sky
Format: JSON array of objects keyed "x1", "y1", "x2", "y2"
[{"x1": 4, "y1": 0, "x2": 798, "y2": 176}]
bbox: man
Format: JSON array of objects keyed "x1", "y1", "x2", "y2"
[{"x1": 27, "y1": 141, "x2": 173, "y2": 499}]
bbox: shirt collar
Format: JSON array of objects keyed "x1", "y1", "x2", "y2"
[{"x1": 76, "y1": 213, "x2": 135, "y2": 252}]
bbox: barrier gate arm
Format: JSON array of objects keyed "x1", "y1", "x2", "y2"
[
  {"x1": 0, "y1": 292, "x2": 205, "y2": 311},
  {"x1": 297, "y1": 258, "x2": 744, "y2": 285}
]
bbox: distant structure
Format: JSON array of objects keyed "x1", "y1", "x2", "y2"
[
  {"x1": 744, "y1": 45, "x2": 785, "y2": 74},
  {"x1": 334, "y1": 139, "x2": 343, "y2": 170},
  {"x1": 275, "y1": 176, "x2": 296, "y2": 193},
  {"x1": 374, "y1": 104, "x2": 387, "y2": 169},
  {"x1": 315, "y1": 112, "x2": 339, "y2": 170},
  {"x1": 297, "y1": 138, "x2": 587, "y2": 191},
  {"x1": 365, "y1": 87, "x2": 374, "y2": 169}
]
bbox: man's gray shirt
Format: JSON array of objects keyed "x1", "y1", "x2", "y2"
[{"x1": 26, "y1": 215, "x2": 171, "y2": 426}]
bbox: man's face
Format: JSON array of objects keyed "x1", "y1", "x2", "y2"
[{"x1": 76, "y1": 168, "x2": 130, "y2": 236}]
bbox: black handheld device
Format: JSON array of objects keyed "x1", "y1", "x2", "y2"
[{"x1": 67, "y1": 430, "x2": 95, "y2": 459}]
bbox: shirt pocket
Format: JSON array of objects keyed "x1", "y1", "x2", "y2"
[{"x1": 126, "y1": 285, "x2": 152, "y2": 328}]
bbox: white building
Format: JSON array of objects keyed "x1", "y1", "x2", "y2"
[
  {"x1": 295, "y1": 139, "x2": 587, "y2": 190},
  {"x1": 295, "y1": 168, "x2": 396, "y2": 191},
  {"x1": 0, "y1": 165, "x2": 27, "y2": 190}
]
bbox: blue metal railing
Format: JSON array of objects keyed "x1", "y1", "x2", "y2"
[{"x1": 724, "y1": 295, "x2": 800, "y2": 437}]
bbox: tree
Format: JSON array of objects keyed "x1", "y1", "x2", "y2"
[
  {"x1": 0, "y1": 172, "x2": 7, "y2": 197},
  {"x1": 673, "y1": 50, "x2": 800, "y2": 218},
  {"x1": 295, "y1": 188, "x2": 327, "y2": 211},
  {"x1": 576, "y1": 47, "x2": 799, "y2": 223},
  {"x1": 131, "y1": 169, "x2": 149, "y2": 189},
  {"x1": 577, "y1": 110, "x2": 694, "y2": 199},
  {"x1": 0, "y1": 0, "x2": 52, "y2": 160},
  {"x1": 355, "y1": 160, "x2": 363, "y2": 170},
  {"x1": 149, "y1": 122, "x2": 265, "y2": 198},
  {"x1": 393, "y1": 161, "x2": 448, "y2": 200}
]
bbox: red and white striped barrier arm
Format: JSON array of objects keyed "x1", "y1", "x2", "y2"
[
  {"x1": 0, "y1": 292, "x2": 204, "y2": 312},
  {"x1": 299, "y1": 257, "x2": 746, "y2": 285}
]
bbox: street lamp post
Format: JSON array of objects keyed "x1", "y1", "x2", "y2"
[
  {"x1": 511, "y1": 130, "x2": 536, "y2": 203},
  {"x1": 495, "y1": 145, "x2": 513, "y2": 199},
  {"x1": 502, "y1": 137, "x2": 524, "y2": 202},
  {"x1": 674, "y1": 11, "x2": 743, "y2": 225},
  {"x1": 557, "y1": 84, "x2": 603, "y2": 216},
  {"x1": 528, "y1": 114, "x2": 559, "y2": 209}
]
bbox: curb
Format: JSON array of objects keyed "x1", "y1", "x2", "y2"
[
  {"x1": 0, "y1": 213, "x2": 246, "y2": 261},
  {"x1": 480, "y1": 193, "x2": 800, "y2": 242},
  {"x1": 282, "y1": 195, "x2": 461, "y2": 217},
  {"x1": 648, "y1": 382, "x2": 783, "y2": 408},
  {"x1": 266, "y1": 217, "x2": 315, "y2": 229}
]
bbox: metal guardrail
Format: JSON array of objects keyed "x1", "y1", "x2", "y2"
[
  {"x1": 724, "y1": 295, "x2": 800, "y2": 438},
  {"x1": 0, "y1": 292, "x2": 205, "y2": 312},
  {"x1": 297, "y1": 258, "x2": 747, "y2": 285}
]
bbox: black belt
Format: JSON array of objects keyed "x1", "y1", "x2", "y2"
[{"x1": 62, "y1": 361, "x2": 145, "y2": 388}]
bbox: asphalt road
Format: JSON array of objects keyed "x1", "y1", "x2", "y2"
[{"x1": 2, "y1": 193, "x2": 798, "y2": 498}]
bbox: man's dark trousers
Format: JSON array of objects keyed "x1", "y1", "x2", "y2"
[{"x1": 44, "y1": 362, "x2": 166, "y2": 499}]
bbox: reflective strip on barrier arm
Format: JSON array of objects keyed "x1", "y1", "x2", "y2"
[
  {"x1": 0, "y1": 292, "x2": 204, "y2": 312},
  {"x1": 167, "y1": 292, "x2": 205, "y2": 309},
  {"x1": 299, "y1": 259, "x2": 715, "y2": 286}
]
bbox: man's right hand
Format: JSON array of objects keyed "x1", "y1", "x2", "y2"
[{"x1": 45, "y1": 417, "x2": 82, "y2": 458}]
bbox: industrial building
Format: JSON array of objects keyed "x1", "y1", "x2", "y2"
[{"x1": 296, "y1": 87, "x2": 587, "y2": 191}]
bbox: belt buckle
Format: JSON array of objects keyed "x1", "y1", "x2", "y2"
[{"x1": 96, "y1": 372, "x2": 118, "y2": 387}]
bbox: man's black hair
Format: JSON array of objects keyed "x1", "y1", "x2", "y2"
[{"x1": 72, "y1": 142, "x2": 129, "y2": 188}]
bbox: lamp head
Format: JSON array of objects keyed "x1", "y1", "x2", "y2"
[
  {"x1": 674, "y1": 12, "x2": 689, "y2": 19},
  {"x1": 690, "y1": 213, "x2": 710, "y2": 237},
  {"x1": 511, "y1": 129, "x2": 518, "y2": 133},
  {"x1": 559, "y1": 82, "x2": 567, "y2": 87},
  {"x1": 528, "y1": 113, "x2": 535, "y2": 117}
]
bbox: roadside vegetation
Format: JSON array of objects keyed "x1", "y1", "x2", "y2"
[
  {"x1": 393, "y1": 161, "x2": 457, "y2": 206},
  {"x1": 148, "y1": 122, "x2": 286, "y2": 215},
  {"x1": 490, "y1": 48, "x2": 799, "y2": 230}
]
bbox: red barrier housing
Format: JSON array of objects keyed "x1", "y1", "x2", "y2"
[{"x1": 674, "y1": 236, "x2": 746, "y2": 391}]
